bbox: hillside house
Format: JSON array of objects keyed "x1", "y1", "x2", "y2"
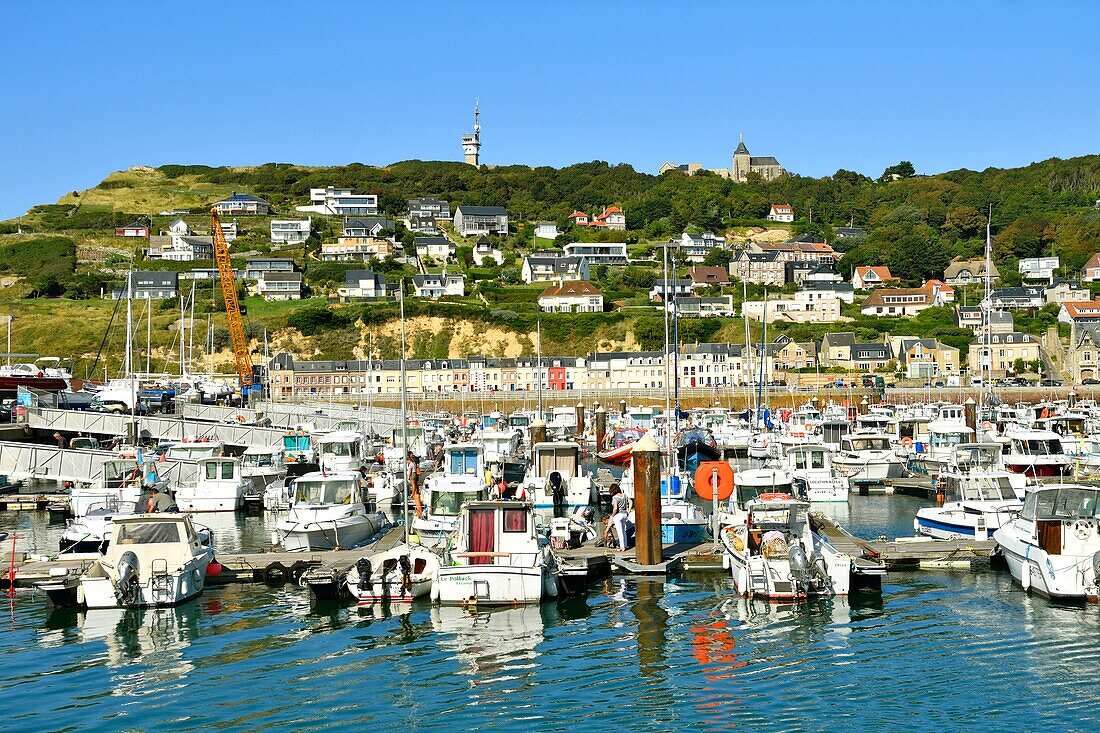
[
  {"x1": 985, "y1": 286, "x2": 1044, "y2": 310},
  {"x1": 1019, "y1": 256, "x2": 1059, "y2": 282},
  {"x1": 219, "y1": 220, "x2": 238, "y2": 243},
  {"x1": 534, "y1": 222, "x2": 559, "y2": 240},
  {"x1": 537, "y1": 281, "x2": 604, "y2": 313},
  {"x1": 766, "y1": 203, "x2": 795, "y2": 223},
  {"x1": 521, "y1": 253, "x2": 589, "y2": 283},
  {"x1": 894, "y1": 337, "x2": 960, "y2": 378},
  {"x1": 339, "y1": 270, "x2": 393, "y2": 299},
  {"x1": 1058, "y1": 300, "x2": 1100, "y2": 339},
  {"x1": 669, "y1": 296, "x2": 736, "y2": 317},
  {"x1": 742, "y1": 292, "x2": 840, "y2": 323},
  {"x1": 472, "y1": 236, "x2": 502, "y2": 266},
  {"x1": 298, "y1": 187, "x2": 378, "y2": 216},
  {"x1": 944, "y1": 259, "x2": 999, "y2": 286},
  {"x1": 407, "y1": 198, "x2": 451, "y2": 233},
  {"x1": 649, "y1": 279, "x2": 694, "y2": 302},
  {"x1": 1066, "y1": 328, "x2": 1100, "y2": 382},
  {"x1": 453, "y1": 205, "x2": 508, "y2": 236},
  {"x1": 567, "y1": 211, "x2": 589, "y2": 226},
  {"x1": 1082, "y1": 253, "x2": 1100, "y2": 283},
  {"x1": 115, "y1": 221, "x2": 149, "y2": 238},
  {"x1": 860, "y1": 287, "x2": 936, "y2": 317},
  {"x1": 852, "y1": 266, "x2": 895, "y2": 290},
  {"x1": 563, "y1": 241, "x2": 629, "y2": 266},
  {"x1": 968, "y1": 332, "x2": 1040, "y2": 377},
  {"x1": 146, "y1": 235, "x2": 212, "y2": 261},
  {"x1": 412, "y1": 273, "x2": 465, "y2": 299},
  {"x1": 214, "y1": 193, "x2": 271, "y2": 215},
  {"x1": 245, "y1": 257, "x2": 296, "y2": 280},
  {"x1": 270, "y1": 218, "x2": 312, "y2": 245},
  {"x1": 415, "y1": 237, "x2": 456, "y2": 263},
  {"x1": 675, "y1": 231, "x2": 723, "y2": 262},
  {"x1": 688, "y1": 266, "x2": 730, "y2": 289},
  {"x1": 801, "y1": 280, "x2": 855, "y2": 303},
  {"x1": 256, "y1": 272, "x2": 302, "y2": 301},
  {"x1": 111, "y1": 271, "x2": 179, "y2": 300},
  {"x1": 1045, "y1": 279, "x2": 1090, "y2": 305}
]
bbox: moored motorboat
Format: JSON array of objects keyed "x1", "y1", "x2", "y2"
[
  {"x1": 914, "y1": 443, "x2": 1023, "y2": 540},
  {"x1": 276, "y1": 471, "x2": 387, "y2": 551},
  {"x1": 346, "y1": 543, "x2": 441, "y2": 604}
]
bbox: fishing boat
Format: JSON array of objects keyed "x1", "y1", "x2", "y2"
[
  {"x1": 1002, "y1": 429, "x2": 1072, "y2": 479},
  {"x1": 276, "y1": 471, "x2": 387, "y2": 551},
  {"x1": 783, "y1": 445, "x2": 850, "y2": 502},
  {"x1": 37, "y1": 514, "x2": 214, "y2": 609},
  {"x1": 832, "y1": 433, "x2": 903, "y2": 483},
  {"x1": 676, "y1": 428, "x2": 721, "y2": 473},
  {"x1": 907, "y1": 420, "x2": 975, "y2": 477},
  {"x1": 282, "y1": 425, "x2": 317, "y2": 467},
  {"x1": 720, "y1": 495, "x2": 855, "y2": 599},
  {"x1": 175, "y1": 457, "x2": 248, "y2": 512},
  {"x1": 520, "y1": 441, "x2": 593, "y2": 509},
  {"x1": 993, "y1": 484, "x2": 1100, "y2": 601},
  {"x1": 914, "y1": 443, "x2": 1023, "y2": 540},
  {"x1": 316, "y1": 429, "x2": 366, "y2": 474},
  {"x1": 240, "y1": 446, "x2": 286, "y2": 497},
  {"x1": 432, "y1": 500, "x2": 558, "y2": 605},
  {"x1": 346, "y1": 543, "x2": 441, "y2": 604},
  {"x1": 164, "y1": 438, "x2": 224, "y2": 461},
  {"x1": 413, "y1": 443, "x2": 488, "y2": 546}
]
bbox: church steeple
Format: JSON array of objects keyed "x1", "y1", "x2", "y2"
[{"x1": 734, "y1": 133, "x2": 749, "y2": 156}]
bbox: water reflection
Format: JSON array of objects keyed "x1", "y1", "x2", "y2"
[{"x1": 431, "y1": 604, "x2": 546, "y2": 685}]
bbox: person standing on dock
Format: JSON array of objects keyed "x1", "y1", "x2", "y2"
[{"x1": 53, "y1": 432, "x2": 65, "y2": 449}]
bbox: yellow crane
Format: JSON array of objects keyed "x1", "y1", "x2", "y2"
[{"x1": 210, "y1": 208, "x2": 253, "y2": 391}]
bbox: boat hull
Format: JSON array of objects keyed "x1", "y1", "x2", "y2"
[
  {"x1": 434, "y1": 565, "x2": 549, "y2": 605},
  {"x1": 278, "y1": 513, "x2": 386, "y2": 551},
  {"x1": 995, "y1": 536, "x2": 1099, "y2": 601}
]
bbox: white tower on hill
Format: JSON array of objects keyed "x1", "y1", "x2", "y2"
[{"x1": 461, "y1": 100, "x2": 481, "y2": 168}]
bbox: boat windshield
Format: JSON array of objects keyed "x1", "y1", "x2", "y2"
[
  {"x1": 930, "y1": 432, "x2": 967, "y2": 447},
  {"x1": 322, "y1": 441, "x2": 358, "y2": 457},
  {"x1": 509, "y1": 416, "x2": 530, "y2": 428},
  {"x1": 848, "y1": 437, "x2": 890, "y2": 452},
  {"x1": 954, "y1": 446, "x2": 998, "y2": 468},
  {"x1": 735, "y1": 482, "x2": 791, "y2": 507},
  {"x1": 1022, "y1": 487, "x2": 1100, "y2": 521},
  {"x1": 244, "y1": 452, "x2": 276, "y2": 468},
  {"x1": 115, "y1": 522, "x2": 183, "y2": 545},
  {"x1": 1016, "y1": 439, "x2": 1063, "y2": 456},
  {"x1": 957, "y1": 476, "x2": 1017, "y2": 501},
  {"x1": 431, "y1": 490, "x2": 482, "y2": 515},
  {"x1": 449, "y1": 448, "x2": 481, "y2": 475},
  {"x1": 295, "y1": 478, "x2": 356, "y2": 505},
  {"x1": 792, "y1": 451, "x2": 826, "y2": 470}
]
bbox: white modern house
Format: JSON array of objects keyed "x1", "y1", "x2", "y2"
[
  {"x1": 256, "y1": 272, "x2": 302, "y2": 301},
  {"x1": 407, "y1": 197, "x2": 451, "y2": 233},
  {"x1": 270, "y1": 218, "x2": 312, "y2": 245},
  {"x1": 473, "y1": 236, "x2": 502, "y2": 266},
  {"x1": 412, "y1": 273, "x2": 465, "y2": 299},
  {"x1": 669, "y1": 296, "x2": 736, "y2": 317},
  {"x1": 1019, "y1": 256, "x2": 1059, "y2": 282},
  {"x1": 298, "y1": 187, "x2": 379, "y2": 216},
  {"x1": 766, "y1": 203, "x2": 795, "y2": 223},
  {"x1": 743, "y1": 292, "x2": 841, "y2": 323},
  {"x1": 534, "y1": 222, "x2": 559, "y2": 240},
  {"x1": 675, "y1": 231, "x2": 723, "y2": 263},
  {"x1": 219, "y1": 220, "x2": 238, "y2": 243},
  {"x1": 214, "y1": 193, "x2": 271, "y2": 215},
  {"x1": 649, "y1": 279, "x2": 694, "y2": 302},
  {"x1": 453, "y1": 205, "x2": 508, "y2": 236},
  {"x1": 563, "y1": 241, "x2": 629, "y2": 266}
]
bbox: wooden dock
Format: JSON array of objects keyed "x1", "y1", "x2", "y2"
[{"x1": 811, "y1": 512, "x2": 995, "y2": 569}]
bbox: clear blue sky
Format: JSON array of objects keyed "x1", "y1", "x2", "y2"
[{"x1": 2, "y1": 1, "x2": 1098, "y2": 219}]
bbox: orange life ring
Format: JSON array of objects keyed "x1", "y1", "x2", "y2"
[
  {"x1": 980, "y1": 421, "x2": 993, "y2": 431},
  {"x1": 901, "y1": 437, "x2": 914, "y2": 448},
  {"x1": 694, "y1": 461, "x2": 734, "y2": 501},
  {"x1": 759, "y1": 492, "x2": 792, "y2": 502}
]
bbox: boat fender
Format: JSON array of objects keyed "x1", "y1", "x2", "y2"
[
  {"x1": 289, "y1": 561, "x2": 310, "y2": 583},
  {"x1": 207, "y1": 562, "x2": 223, "y2": 578},
  {"x1": 264, "y1": 562, "x2": 288, "y2": 584}
]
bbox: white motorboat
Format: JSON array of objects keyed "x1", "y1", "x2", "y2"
[
  {"x1": 783, "y1": 445, "x2": 850, "y2": 503},
  {"x1": 276, "y1": 471, "x2": 387, "y2": 551},
  {"x1": 37, "y1": 514, "x2": 214, "y2": 609},
  {"x1": 720, "y1": 495, "x2": 857, "y2": 599},
  {"x1": 164, "y1": 438, "x2": 225, "y2": 461},
  {"x1": 175, "y1": 457, "x2": 248, "y2": 512},
  {"x1": 994, "y1": 484, "x2": 1100, "y2": 601},
  {"x1": 520, "y1": 441, "x2": 593, "y2": 510},
  {"x1": 433, "y1": 500, "x2": 558, "y2": 605},
  {"x1": 240, "y1": 446, "x2": 287, "y2": 496},
  {"x1": 413, "y1": 443, "x2": 488, "y2": 545},
  {"x1": 346, "y1": 543, "x2": 441, "y2": 604},
  {"x1": 316, "y1": 429, "x2": 366, "y2": 473},
  {"x1": 914, "y1": 443, "x2": 1024, "y2": 540},
  {"x1": 907, "y1": 420, "x2": 975, "y2": 477},
  {"x1": 1002, "y1": 429, "x2": 1072, "y2": 479},
  {"x1": 479, "y1": 429, "x2": 522, "y2": 466},
  {"x1": 69, "y1": 458, "x2": 163, "y2": 519},
  {"x1": 833, "y1": 433, "x2": 903, "y2": 483}
]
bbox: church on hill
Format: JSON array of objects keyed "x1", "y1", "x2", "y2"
[{"x1": 731, "y1": 134, "x2": 784, "y2": 182}]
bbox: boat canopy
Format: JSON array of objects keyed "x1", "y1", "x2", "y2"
[{"x1": 1021, "y1": 485, "x2": 1100, "y2": 521}]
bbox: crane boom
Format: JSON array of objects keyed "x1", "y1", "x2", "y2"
[{"x1": 210, "y1": 208, "x2": 252, "y2": 387}]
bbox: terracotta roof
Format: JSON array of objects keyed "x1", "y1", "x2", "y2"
[
  {"x1": 538, "y1": 280, "x2": 603, "y2": 298},
  {"x1": 770, "y1": 203, "x2": 794, "y2": 212},
  {"x1": 568, "y1": 211, "x2": 588, "y2": 219},
  {"x1": 1084, "y1": 253, "x2": 1100, "y2": 270},
  {"x1": 856, "y1": 266, "x2": 894, "y2": 281},
  {"x1": 600, "y1": 206, "x2": 623, "y2": 216},
  {"x1": 1061, "y1": 300, "x2": 1100, "y2": 319},
  {"x1": 923, "y1": 279, "x2": 953, "y2": 292}
]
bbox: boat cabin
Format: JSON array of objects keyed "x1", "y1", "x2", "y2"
[
  {"x1": 855, "y1": 413, "x2": 891, "y2": 432},
  {"x1": 841, "y1": 434, "x2": 893, "y2": 453},
  {"x1": 317, "y1": 430, "x2": 364, "y2": 471},
  {"x1": 282, "y1": 432, "x2": 314, "y2": 463},
  {"x1": 453, "y1": 500, "x2": 540, "y2": 566},
  {"x1": 530, "y1": 441, "x2": 581, "y2": 481},
  {"x1": 105, "y1": 514, "x2": 204, "y2": 571},
  {"x1": 742, "y1": 497, "x2": 811, "y2": 555},
  {"x1": 242, "y1": 446, "x2": 284, "y2": 470},
  {"x1": 786, "y1": 445, "x2": 832, "y2": 473},
  {"x1": 1019, "y1": 485, "x2": 1100, "y2": 556},
  {"x1": 199, "y1": 456, "x2": 241, "y2": 484},
  {"x1": 1006, "y1": 431, "x2": 1065, "y2": 458},
  {"x1": 443, "y1": 443, "x2": 486, "y2": 477},
  {"x1": 820, "y1": 420, "x2": 853, "y2": 449},
  {"x1": 926, "y1": 421, "x2": 974, "y2": 450},
  {"x1": 165, "y1": 439, "x2": 223, "y2": 461},
  {"x1": 292, "y1": 472, "x2": 362, "y2": 507},
  {"x1": 508, "y1": 412, "x2": 532, "y2": 431}
]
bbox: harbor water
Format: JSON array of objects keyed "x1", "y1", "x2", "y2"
[{"x1": 3, "y1": 495, "x2": 1100, "y2": 731}]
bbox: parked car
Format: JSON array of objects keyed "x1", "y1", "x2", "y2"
[
  {"x1": 1081, "y1": 378, "x2": 1100, "y2": 386},
  {"x1": 1040, "y1": 378, "x2": 1064, "y2": 387}
]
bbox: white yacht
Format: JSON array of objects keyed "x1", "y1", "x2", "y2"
[
  {"x1": 721, "y1": 495, "x2": 856, "y2": 599},
  {"x1": 1002, "y1": 429, "x2": 1072, "y2": 479},
  {"x1": 37, "y1": 514, "x2": 214, "y2": 609},
  {"x1": 907, "y1": 420, "x2": 975, "y2": 476},
  {"x1": 914, "y1": 443, "x2": 1024, "y2": 540},
  {"x1": 240, "y1": 446, "x2": 286, "y2": 493},
  {"x1": 784, "y1": 445, "x2": 850, "y2": 502},
  {"x1": 316, "y1": 430, "x2": 366, "y2": 474},
  {"x1": 520, "y1": 441, "x2": 593, "y2": 510},
  {"x1": 432, "y1": 500, "x2": 558, "y2": 605},
  {"x1": 994, "y1": 484, "x2": 1100, "y2": 601},
  {"x1": 412, "y1": 444, "x2": 487, "y2": 546},
  {"x1": 276, "y1": 471, "x2": 387, "y2": 551},
  {"x1": 175, "y1": 457, "x2": 248, "y2": 512},
  {"x1": 833, "y1": 433, "x2": 903, "y2": 483}
]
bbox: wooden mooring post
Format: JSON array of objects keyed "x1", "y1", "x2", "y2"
[{"x1": 631, "y1": 434, "x2": 662, "y2": 566}]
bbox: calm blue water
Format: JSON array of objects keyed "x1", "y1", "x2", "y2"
[{"x1": 3, "y1": 496, "x2": 1100, "y2": 732}]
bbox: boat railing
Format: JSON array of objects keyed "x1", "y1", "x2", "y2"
[{"x1": 453, "y1": 550, "x2": 541, "y2": 567}]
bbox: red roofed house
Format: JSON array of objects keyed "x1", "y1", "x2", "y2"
[
  {"x1": 1059, "y1": 300, "x2": 1100, "y2": 338},
  {"x1": 537, "y1": 280, "x2": 605, "y2": 314},
  {"x1": 689, "y1": 266, "x2": 731, "y2": 289},
  {"x1": 766, "y1": 204, "x2": 795, "y2": 223},
  {"x1": 922, "y1": 279, "x2": 954, "y2": 304},
  {"x1": 567, "y1": 211, "x2": 589, "y2": 226},
  {"x1": 593, "y1": 206, "x2": 626, "y2": 231},
  {"x1": 852, "y1": 266, "x2": 897, "y2": 290},
  {"x1": 1082, "y1": 253, "x2": 1100, "y2": 283},
  {"x1": 859, "y1": 287, "x2": 936, "y2": 317}
]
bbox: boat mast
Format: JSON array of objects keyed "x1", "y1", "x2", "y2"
[
  {"x1": 145, "y1": 297, "x2": 152, "y2": 375},
  {"x1": 756, "y1": 292, "x2": 767, "y2": 427},
  {"x1": 662, "y1": 241, "x2": 673, "y2": 469},
  {"x1": 124, "y1": 270, "x2": 136, "y2": 426},
  {"x1": 178, "y1": 292, "x2": 185, "y2": 377},
  {"x1": 536, "y1": 316, "x2": 543, "y2": 415},
  {"x1": 187, "y1": 282, "x2": 196, "y2": 376},
  {"x1": 399, "y1": 283, "x2": 410, "y2": 539},
  {"x1": 744, "y1": 277, "x2": 754, "y2": 416},
  {"x1": 367, "y1": 332, "x2": 374, "y2": 437},
  {"x1": 983, "y1": 203, "x2": 993, "y2": 416}
]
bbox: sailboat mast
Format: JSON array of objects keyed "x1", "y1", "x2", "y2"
[
  {"x1": 536, "y1": 317, "x2": 543, "y2": 415},
  {"x1": 743, "y1": 277, "x2": 754, "y2": 416},
  {"x1": 399, "y1": 284, "x2": 410, "y2": 538},
  {"x1": 982, "y1": 204, "x2": 993, "y2": 416},
  {"x1": 662, "y1": 242, "x2": 672, "y2": 467},
  {"x1": 146, "y1": 297, "x2": 152, "y2": 375}
]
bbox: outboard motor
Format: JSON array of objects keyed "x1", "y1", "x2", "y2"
[
  {"x1": 115, "y1": 550, "x2": 139, "y2": 605},
  {"x1": 549, "y1": 471, "x2": 565, "y2": 512},
  {"x1": 809, "y1": 554, "x2": 832, "y2": 589},
  {"x1": 1093, "y1": 551, "x2": 1100, "y2": 587},
  {"x1": 399, "y1": 555, "x2": 412, "y2": 591},
  {"x1": 355, "y1": 557, "x2": 373, "y2": 592},
  {"x1": 788, "y1": 543, "x2": 810, "y2": 582}
]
